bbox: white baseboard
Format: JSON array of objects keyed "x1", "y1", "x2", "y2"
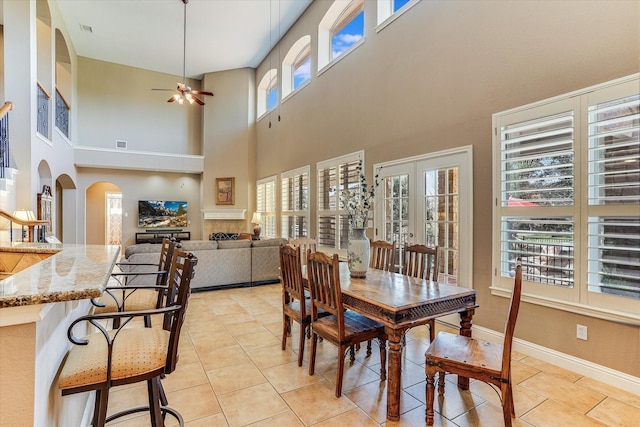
[{"x1": 470, "y1": 325, "x2": 640, "y2": 396}]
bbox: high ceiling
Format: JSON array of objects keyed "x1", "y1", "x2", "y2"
[{"x1": 52, "y1": 0, "x2": 312, "y2": 79}]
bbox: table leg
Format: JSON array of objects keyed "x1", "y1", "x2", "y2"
[
  {"x1": 385, "y1": 327, "x2": 403, "y2": 421},
  {"x1": 457, "y1": 309, "x2": 475, "y2": 389}
]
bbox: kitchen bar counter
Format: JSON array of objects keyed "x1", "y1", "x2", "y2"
[
  {"x1": 0, "y1": 243, "x2": 120, "y2": 309},
  {"x1": 0, "y1": 243, "x2": 119, "y2": 427}
]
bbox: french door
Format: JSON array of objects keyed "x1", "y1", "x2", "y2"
[{"x1": 374, "y1": 147, "x2": 473, "y2": 289}]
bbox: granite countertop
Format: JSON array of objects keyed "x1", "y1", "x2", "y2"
[{"x1": 0, "y1": 243, "x2": 120, "y2": 308}]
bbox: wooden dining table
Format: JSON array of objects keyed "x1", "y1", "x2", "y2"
[{"x1": 305, "y1": 262, "x2": 477, "y2": 422}]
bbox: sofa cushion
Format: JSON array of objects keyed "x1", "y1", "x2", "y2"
[
  {"x1": 180, "y1": 240, "x2": 218, "y2": 251},
  {"x1": 217, "y1": 240, "x2": 252, "y2": 249},
  {"x1": 252, "y1": 238, "x2": 287, "y2": 248},
  {"x1": 124, "y1": 243, "x2": 162, "y2": 259}
]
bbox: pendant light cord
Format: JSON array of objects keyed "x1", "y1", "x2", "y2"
[{"x1": 182, "y1": 0, "x2": 187, "y2": 84}]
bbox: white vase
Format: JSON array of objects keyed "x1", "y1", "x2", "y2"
[{"x1": 348, "y1": 228, "x2": 370, "y2": 278}]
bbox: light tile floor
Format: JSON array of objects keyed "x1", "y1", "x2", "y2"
[{"x1": 107, "y1": 284, "x2": 639, "y2": 427}]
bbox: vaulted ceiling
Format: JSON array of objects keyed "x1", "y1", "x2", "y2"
[{"x1": 52, "y1": 0, "x2": 312, "y2": 79}]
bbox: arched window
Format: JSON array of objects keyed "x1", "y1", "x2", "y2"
[
  {"x1": 318, "y1": 0, "x2": 364, "y2": 71},
  {"x1": 257, "y1": 69, "x2": 278, "y2": 118},
  {"x1": 282, "y1": 35, "x2": 311, "y2": 98}
]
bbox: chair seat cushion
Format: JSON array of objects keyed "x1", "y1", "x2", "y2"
[
  {"x1": 312, "y1": 310, "x2": 384, "y2": 343},
  {"x1": 426, "y1": 331, "x2": 503, "y2": 373},
  {"x1": 93, "y1": 289, "x2": 158, "y2": 314},
  {"x1": 59, "y1": 327, "x2": 170, "y2": 390}
]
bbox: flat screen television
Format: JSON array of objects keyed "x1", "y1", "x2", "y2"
[{"x1": 138, "y1": 200, "x2": 188, "y2": 228}]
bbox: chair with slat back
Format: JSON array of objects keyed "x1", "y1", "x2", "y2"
[
  {"x1": 369, "y1": 240, "x2": 396, "y2": 272},
  {"x1": 307, "y1": 250, "x2": 387, "y2": 397},
  {"x1": 93, "y1": 237, "x2": 178, "y2": 328},
  {"x1": 289, "y1": 237, "x2": 317, "y2": 266},
  {"x1": 425, "y1": 261, "x2": 523, "y2": 426},
  {"x1": 402, "y1": 244, "x2": 440, "y2": 342},
  {"x1": 59, "y1": 248, "x2": 198, "y2": 427},
  {"x1": 279, "y1": 244, "x2": 329, "y2": 366}
]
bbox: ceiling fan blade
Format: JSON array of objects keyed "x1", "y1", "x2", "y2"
[
  {"x1": 190, "y1": 90, "x2": 214, "y2": 96},
  {"x1": 167, "y1": 96, "x2": 176, "y2": 103},
  {"x1": 152, "y1": 88, "x2": 175, "y2": 91},
  {"x1": 192, "y1": 95, "x2": 205, "y2": 106}
]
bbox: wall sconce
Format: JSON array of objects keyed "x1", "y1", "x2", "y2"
[{"x1": 251, "y1": 212, "x2": 262, "y2": 239}]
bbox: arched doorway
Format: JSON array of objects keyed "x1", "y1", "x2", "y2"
[{"x1": 86, "y1": 182, "x2": 122, "y2": 246}]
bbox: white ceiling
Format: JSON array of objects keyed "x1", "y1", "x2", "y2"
[{"x1": 52, "y1": 0, "x2": 312, "y2": 79}]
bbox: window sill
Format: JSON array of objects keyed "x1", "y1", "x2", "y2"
[
  {"x1": 376, "y1": 0, "x2": 421, "y2": 34},
  {"x1": 317, "y1": 38, "x2": 365, "y2": 78},
  {"x1": 282, "y1": 80, "x2": 311, "y2": 104},
  {"x1": 490, "y1": 285, "x2": 640, "y2": 325}
]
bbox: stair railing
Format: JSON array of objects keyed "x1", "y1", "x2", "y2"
[{"x1": 0, "y1": 209, "x2": 49, "y2": 243}]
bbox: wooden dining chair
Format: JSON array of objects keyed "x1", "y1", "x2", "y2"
[
  {"x1": 425, "y1": 261, "x2": 523, "y2": 426},
  {"x1": 92, "y1": 237, "x2": 178, "y2": 328},
  {"x1": 369, "y1": 240, "x2": 396, "y2": 272},
  {"x1": 279, "y1": 243, "x2": 329, "y2": 366},
  {"x1": 59, "y1": 248, "x2": 198, "y2": 427},
  {"x1": 289, "y1": 237, "x2": 317, "y2": 266},
  {"x1": 306, "y1": 250, "x2": 387, "y2": 397},
  {"x1": 402, "y1": 244, "x2": 440, "y2": 342}
]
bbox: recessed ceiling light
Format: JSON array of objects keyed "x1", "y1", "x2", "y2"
[{"x1": 79, "y1": 24, "x2": 93, "y2": 33}]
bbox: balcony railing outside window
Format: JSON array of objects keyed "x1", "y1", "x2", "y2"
[
  {"x1": 37, "y1": 82, "x2": 51, "y2": 137},
  {"x1": 55, "y1": 88, "x2": 70, "y2": 138}
]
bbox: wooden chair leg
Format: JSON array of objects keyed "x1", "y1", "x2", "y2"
[
  {"x1": 159, "y1": 378, "x2": 168, "y2": 407},
  {"x1": 437, "y1": 372, "x2": 446, "y2": 395},
  {"x1": 309, "y1": 333, "x2": 318, "y2": 376},
  {"x1": 297, "y1": 322, "x2": 306, "y2": 367},
  {"x1": 148, "y1": 378, "x2": 163, "y2": 427},
  {"x1": 425, "y1": 373, "x2": 436, "y2": 425},
  {"x1": 335, "y1": 345, "x2": 346, "y2": 397},
  {"x1": 281, "y1": 315, "x2": 289, "y2": 351},
  {"x1": 144, "y1": 315, "x2": 152, "y2": 328},
  {"x1": 366, "y1": 340, "x2": 372, "y2": 357},
  {"x1": 428, "y1": 320, "x2": 435, "y2": 342},
  {"x1": 501, "y1": 383, "x2": 514, "y2": 427}
]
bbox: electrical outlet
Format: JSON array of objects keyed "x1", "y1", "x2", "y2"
[{"x1": 577, "y1": 324, "x2": 588, "y2": 341}]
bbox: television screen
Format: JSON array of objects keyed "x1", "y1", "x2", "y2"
[{"x1": 138, "y1": 200, "x2": 188, "y2": 228}]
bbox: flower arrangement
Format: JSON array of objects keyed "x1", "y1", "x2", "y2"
[{"x1": 339, "y1": 160, "x2": 380, "y2": 229}]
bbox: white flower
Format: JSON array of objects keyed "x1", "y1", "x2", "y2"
[{"x1": 338, "y1": 160, "x2": 381, "y2": 229}]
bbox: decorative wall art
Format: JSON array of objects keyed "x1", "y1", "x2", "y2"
[{"x1": 215, "y1": 177, "x2": 235, "y2": 205}]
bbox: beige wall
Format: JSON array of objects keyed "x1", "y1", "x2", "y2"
[
  {"x1": 254, "y1": 0, "x2": 640, "y2": 375},
  {"x1": 78, "y1": 168, "x2": 202, "y2": 247},
  {"x1": 201, "y1": 68, "x2": 257, "y2": 233},
  {"x1": 76, "y1": 57, "x2": 202, "y2": 155}
]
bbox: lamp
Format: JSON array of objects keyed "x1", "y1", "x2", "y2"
[{"x1": 251, "y1": 212, "x2": 262, "y2": 239}]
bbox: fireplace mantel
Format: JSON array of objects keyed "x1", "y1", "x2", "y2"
[{"x1": 201, "y1": 209, "x2": 246, "y2": 220}]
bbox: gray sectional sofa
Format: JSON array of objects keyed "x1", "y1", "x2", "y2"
[{"x1": 121, "y1": 237, "x2": 287, "y2": 291}]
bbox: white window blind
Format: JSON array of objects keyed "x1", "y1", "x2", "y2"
[
  {"x1": 257, "y1": 176, "x2": 277, "y2": 238},
  {"x1": 281, "y1": 166, "x2": 310, "y2": 239},
  {"x1": 586, "y1": 92, "x2": 639, "y2": 299},
  {"x1": 493, "y1": 74, "x2": 639, "y2": 321},
  {"x1": 317, "y1": 151, "x2": 363, "y2": 252}
]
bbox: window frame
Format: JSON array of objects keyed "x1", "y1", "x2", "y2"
[
  {"x1": 281, "y1": 165, "x2": 311, "y2": 239},
  {"x1": 282, "y1": 36, "x2": 311, "y2": 99},
  {"x1": 256, "y1": 175, "x2": 277, "y2": 239},
  {"x1": 492, "y1": 74, "x2": 640, "y2": 324},
  {"x1": 257, "y1": 69, "x2": 278, "y2": 119},
  {"x1": 376, "y1": 0, "x2": 420, "y2": 32},
  {"x1": 317, "y1": 150, "x2": 364, "y2": 257},
  {"x1": 318, "y1": 0, "x2": 365, "y2": 73}
]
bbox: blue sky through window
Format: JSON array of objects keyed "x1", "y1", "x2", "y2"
[
  {"x1": 294, "y1": 57, "x2": 311, "y2": 89},
  {"x1": 267, "y1": 87, "x2": 278, "y2": 111},
  {"x1": 394, "y1": 0, "x2": 411, "y2": 12},
  {"x1": 332, "y1": 11, "x2": 364, "y2": 59}
]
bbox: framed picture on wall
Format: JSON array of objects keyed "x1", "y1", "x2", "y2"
[{"x1": 215, "y1": 177, "x2": 235, "y2": 205}]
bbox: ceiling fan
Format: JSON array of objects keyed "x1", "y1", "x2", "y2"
[{"x1": 152, "y1": 0, "x2": 213, "y2": 106}]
